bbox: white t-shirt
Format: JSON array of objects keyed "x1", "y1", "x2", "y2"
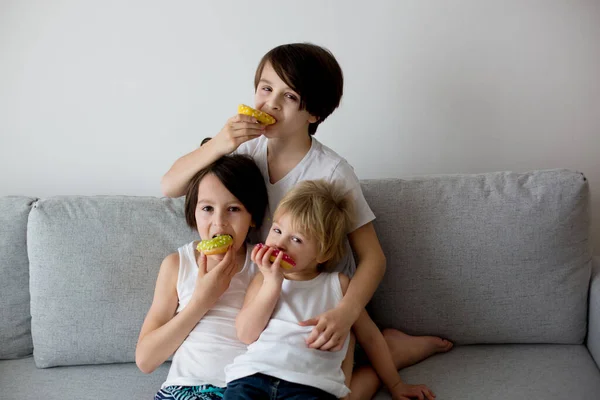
[
  {"x1": 161, "y1": 242, "x2": 256, "y2": 389},
  {"x1": 235, "y1": 135, "x2": 375, "y2": 276},
  {"x1": 224, "y1": 272, "x2": 350, "y2": 398}
]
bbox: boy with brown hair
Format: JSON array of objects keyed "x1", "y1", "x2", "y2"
[{"x1": 163, "y1": 43, "x2": 451, "y2": 398}]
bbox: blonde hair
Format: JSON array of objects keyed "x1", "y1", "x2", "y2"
[{"x1": 274, "y1": 180, "x2": 354, "y2": 271}]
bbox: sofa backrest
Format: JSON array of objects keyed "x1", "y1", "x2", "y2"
[
  {"x1": 0, "y1": 196, "x2": 36, "y2": 359},
  {"x1": 4, "y1": 168, "x2": 593, "y2": 368},
  {"x1": 27, "y1": 196, "x2": 198, "y2": 368},
  {"x1": 363, "y1": 169, "x2": 591, "y2": 345}
]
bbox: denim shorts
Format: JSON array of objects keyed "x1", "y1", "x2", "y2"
[{"x1": 223, "y1": 373, "x2": 336, "y2": 400}]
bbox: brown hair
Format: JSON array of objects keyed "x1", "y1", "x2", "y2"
[
  {"x1": 184, "y1": 153, "x2": 268, "y2": 239},
  {"x1": 274, "y1": 180, "x2": 354, "y2": 271},
  {"x1": 254, "y1": 43, "x2": 344, "y2": 135}
]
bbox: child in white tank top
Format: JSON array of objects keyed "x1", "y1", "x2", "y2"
[
  {"x1": 224, "y1": 180, "x2": 436, "y2": 400},
  {"x1": 135, "y1": 153, "x2": 268, "y2": 399}
]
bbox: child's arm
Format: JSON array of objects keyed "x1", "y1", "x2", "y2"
[
  {"x1": 236, "y1": 247, "x2": 284, "y2": 344},
  {"x1": 161, "y1": 114, "x2": 264, "y2": 197},
  {"x1": 337, "y1": 273, "x2": 399, "y2": 390},
  {"x1": 354, "y1": 311, "x2": 435, "y2": 400},
  {"x1": 303, "y1": 222, "x2": 386, "y2": 350},
  {"x1": 136, "y1": 248, "x2": 238, "y2": 373},
  {"x1": 344, "y1": 222, "x2": 386, "y2": 316},
  {"x1": 339, "y1": 274, "x2": 435, "y2": 400}
]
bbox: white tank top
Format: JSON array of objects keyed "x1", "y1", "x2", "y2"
[
  {"x1": 224, "y1": 272, "x2": 350, "y2": 398},
  {"x1": 161, "y1": 242, "x2": 256, "y2": 388}
]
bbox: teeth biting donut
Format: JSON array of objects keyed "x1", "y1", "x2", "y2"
[
  {"x1": 256, "y1": 243, "x2": 296, "y2": 270},
  {"x1": 197, "y1": 235, "x2": 233, "y2": 255},
  {"x1": 238, "y1": 104, "x2": 276, "y2": 125}
]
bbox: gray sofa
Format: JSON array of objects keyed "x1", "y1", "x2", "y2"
[{"x1": 1, "y1": 169, "x2": 599, "y2": 400}]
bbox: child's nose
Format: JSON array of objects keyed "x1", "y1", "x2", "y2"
[
  {"x1": 272, "y1": 240, "x2": 286, "y2": 252},
  {"x1": 212, "y1": 211, "x2": 228, "y2": 226},
  {"x1": 266, "y1": 96, "x2": 282, "y2": 111}
]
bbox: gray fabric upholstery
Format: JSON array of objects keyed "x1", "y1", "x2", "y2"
[
  {"x1": 27, "y1": 196, "x2": 199, "y2": 368},
  {"x1": 373, "y1": 345, "x2": 600, "y2": 400},
  {"x1": 588, "y1": 256, "x2": 600, "y2": 369},
  {"x1": 0, "y1": 357, "x2": 170, "y2": 400},
  {"x1": 363, "y1": 169, "x2": 591, "y2": 344},
  {"x1": 3, "y1": 168, "x2": 597, "y2": 396},
  {"x1": 3, "y1": 346, "x2": 599, "y2": 400},
  {"x1": 0, "y1": 196, "x2": 36, "y2": 359}
]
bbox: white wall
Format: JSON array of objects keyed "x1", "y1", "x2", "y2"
[{"x1": 1, "y1": 0, "x2": 599, "y2": 252}]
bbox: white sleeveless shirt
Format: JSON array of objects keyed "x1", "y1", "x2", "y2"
[
  {"x1": 224, "y1": 272, "x2": 350, "y2": 398},
  {"x1": 161, "y1": 242, "x2": 256, "y2": 388}
]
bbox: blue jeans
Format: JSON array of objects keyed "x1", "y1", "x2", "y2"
[{"x1": 224, "y1": 373, "x2": 337, "y2": 400}]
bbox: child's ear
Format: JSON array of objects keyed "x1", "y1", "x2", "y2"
[
  {"x1": 308, "y1": 114, "x2": 319, "y2": 124},
  {"x1": 316, "y1": 254, "x2": 328, "y2": 264},
  {"x1": 250, "y1": 221, "x2": 256, "y2": 228}
]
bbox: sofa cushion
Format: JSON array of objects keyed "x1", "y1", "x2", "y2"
[
  {"x1": 373, "y1": 344, "x2": 600, "y2": 400},
  {"x1": 28, "y1": 196, "x2": 198, "y2": 368},
  {"x1": 0, "y1": 196, "x2": 36, "y2": 359},
  {"x1": 0, "y1": 357, "x2": 170, "y2": 399},
  {"x1": 364, "y1": 169, "x2": 591, "y2": 344},
  {"x1": 3, "y1": 346, "x2": 598, "y2": 400},
  {"x1": 588, "y1": 256, "x2": 600, "y2": 369}
]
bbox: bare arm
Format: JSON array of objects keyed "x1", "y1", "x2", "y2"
[
  {"x1": 343, "y1": 222, "x2": 386, "y2": 320},
  {"x1": 236, "y1": 273, "x2": 282, "y2": 344},
  {"x1": 302, "y1": 224, "x2": 385, "y2": 351},
  {"x1": 236, "y1": 246, "x2": 285, "y2": 344},
  {"x1": 161, "y1": 114, "x2": 265, "y2": 197},
  {"x1": 135, "y1": 253, "x2": 213, "y2": 373},
  {"x1": 353, "y1": 311, "x2": 403, "y2": 392},
  {"x1": 338, "y1": 274, "x2": 401, "y2": 392},
  {"x1": 136, "y1": 248, "x2": 239, "y2": 373},
  {"x1": 161, "y1": 138, "x2": 226, "y2": 197}
]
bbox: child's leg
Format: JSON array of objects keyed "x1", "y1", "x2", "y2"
[
  {"x1": 348, "y1": 330, "x2": 453, "y2": 399},
  {"x1": 340, "y1": 332, "x2": 380, "y2": 400},
  {"x1": 382, "y1": 328, "x2": 453, "y2": 370},
  {"x1": 348, "y1": 365, "x2": 381, "y2": 400}
]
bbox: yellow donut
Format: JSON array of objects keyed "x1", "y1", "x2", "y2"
[
  {"x1": 197, "y1": 235, "x2": 233, "y2": 255},
  {"x1": 238, "y1": 104, "x2": 276, "y2": 125}
]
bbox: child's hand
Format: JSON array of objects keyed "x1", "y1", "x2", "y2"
[
  {"x1": 390, "y1": 382, "x2": 435, "y2": 400},
  {"x1": 299, "y1": 304, "x2": 356, "y2": 351},
  {"x1": 252, "y1": 244, "x2": 284, "y2": 286},
  {"x1": 214, "y1": 114, "x2": 265, "y2": 154},
  {"x1": 192, "y1": 246, "x2": 237, "y2": 306}
]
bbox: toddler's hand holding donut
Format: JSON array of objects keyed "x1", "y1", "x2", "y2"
[
  {"x1": 255, "y1": 243, "x2": 296, "y2": 270},
  {"x1": 252, "y1": 244, "x2": 288, "y2": 285}
]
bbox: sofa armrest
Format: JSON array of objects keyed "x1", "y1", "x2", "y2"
[{"x1": 588, "y1": 256, "x2": 600, "y2": 368}]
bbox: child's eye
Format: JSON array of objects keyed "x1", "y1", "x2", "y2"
[
  {"x1": 228, "y1": 206, "x2": 241, "y2": 212},
  {"x1": 262, "y1": 86, "x2": 272, "y2": 92},
  {"x1": 273, "y1": 228, "x2": 281, "y2": 234},
  {"x1": 292, "y1": 236, "x2": 302, "y2": 244},
  {"x1": 285, "y1": 93, "x2": 298, "y2": 101},
  {"x1": 201, "y1": 206, "x2": 213, "y2": 212}
]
